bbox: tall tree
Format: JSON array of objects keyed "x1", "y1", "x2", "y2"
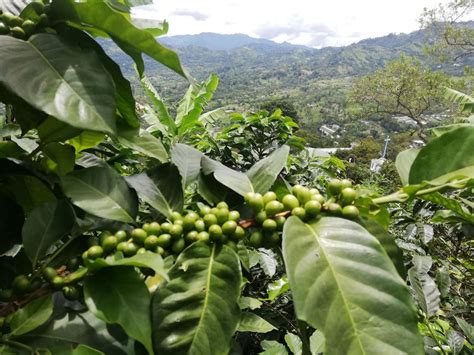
[
  {"x1": 420, "y1": 0, "x2": 474, "y2": 61},
  {"x1": 349, "y1": 56, "x2": 450, "y2": 139}
]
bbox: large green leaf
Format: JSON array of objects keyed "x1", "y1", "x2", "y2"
[
  {"x1": 84, "y1": 266, "x2": 153, "y2": 354},
  {"x1": 246, "y1": 145, "x2": 289, "y2": 194},
  {"x1": 0, "y1": 34, "x2": 117, "y2": 134},
  {"x1": 117, "y1": 127, "x2": 168, "y2": 162},
  {"x1": 140, "y1": 75, "x2": 175, "y2": 133},
  {"x1": 409, "y1": 126, "x2": 474, "y2": 184},
  {"x1": 152, "y1": 242, "x2": 242, "y2": 355},
  {"x1": 85, "y1": 251, "x2": 167, "y2": 280},
  {"x1": 408, "y1": 256, "x2": 440, "y2": 317},
  {"x1": 282, "y1": 216, "x2": 423, "y2": 354},
  {"x1": 395, "y1": 148, "x2": 419, "y2": 186},
  {"x1": 52, "y1": 0, "x2": 187, "y2": 78},
  {"x1": 455, "y1": 317, "x2": 474, "y2": 344},
  {"x1": 68, "y1": 131, "x2": 105, "y2": 153},
  {"x1": 61, "y1": 165, "x2": 138, "y2": 223},
  {"x1": 202, "y1": 156, "x2": 254, "y2": 196},
  {"x1": 238, "y1": 312, "x2": 276, "y2": 333},
  {"x1": 43, "y1": 142, "x2": 76, "y2": 176},
  {"x1": 37, "y1": 117, "x2": 82, "y2": 144},
  {"x1": 171, "y1": 144, "x2": 203, "y2": 187},
  {"x1": 9, "y1": 295, "x2": 53, "y2": 336},
  {"x1": 126, "y1": 163, "x2": 183, "y2": 218},
  {"x1": 421, "y1": 192, "x2": 474, "y2": 224},
  {"x1": 22, "y1": 200, "x2": 75, "y2": 266},
  {"x1": 27, "y1": 305, "x2": 133, "y2": 354}
]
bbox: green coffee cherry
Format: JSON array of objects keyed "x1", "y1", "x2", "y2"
[
  {"x1": 341, "y1": 188, "x2": 357, "y2": 205},
  {"x1": 21, "y1": 19, "x2": 35, "y2": 35},
  {"x1": 244, "y1": 192, "x2": 255, "y2": 203},
  {"x1": 10, "y1": 26, "x2": 26, "y2": 39},
  {"x1": 305, "y1": 200, "x2": 322, "y2": 217},
  {"x1": 63, "y1": 285, "x2": 81, "y2": 301},
  {"x1": 340, "y1": 179, "x2": 352, "y2": 189},
  {"x1": 282, "y1": 194, "x2": 299, "y2": 211},
  {"x1": 155, "y1": 246, "x2": 165, "y2": 256},
  {"x1": 266, "y1": 232, "x2": 280, "y2": 246},
  {"x1": 199, "y1": 205, "x2": 212, "y2": 216},
  {"x1": 116, "y1": 241, "x2": 128, "y2": 252},
  {"x1": 203, "y1": 214, "x2": 218, "y2": 227},
  {"x1": 215, "y1": 208, "x2": 229, "y2": 224},
  {"x1": 194, "y1": 219, "x2": 206, "y2": 232},
  {"x1": 295, "y1": 187, "x2": 312, "y2": 204},
  {"x1": 249, "y1": 231, "x2": 263, "y2": 247},
  {"x1": 66, "y1": 257, "x2": 80, "y2": 271},
  {"x1": 265, "y1": 200, "x2": 283, "y2": 217},
  {"x1": 310, "y1": 188, "x2": 320, "y2": 195},
  {"x1": 327, "y1": 179, "x2": 343, "y2": 196},
  {"x1": 185, "y1": 230, "x2": 199, "y2": 243},
  {"x1": 291, "y1": 207, "x2": 306, "y2": 220},
  {"x1": 233, "y1": 226, "x2": 246, "y2": 240},
  {"x1": 171, "y1": 211, "x2": 183, "y2": 222},
  {"x1": 209, "y1": 224, "x2": 223, "y2": 241},
  {"x1": 342, "y1": 205, "x2": 360, "y2": 219},
  {"x1": 222, "y1": 220, "x2": 237, "y2": 235},
  {"x1": 0, "y1": 289, "x2": 12, "y2": 302},
  {"x1": 123, "y1": 242, "x2": 140, "y2": 256},
  {"x1": 51, "y1": 276, "x2": 64, "y2": 290},
  {"x1": 115, "y1": 230, "x2": 128, "y2": 242},
  {"x1": 183, "y1": 212, "x2": 199, "y2": 230},
  {"x1": 38, "y1": 13, "x2": 49, "y2": 27},
  {"x1": 169, "y1": 224, "x2": 184, "y2": 239},
  {"x1": 248, "y1": 193, "x2": 264, "y2": 212},
  {"x1": 255, "y1": 210, "x2": 267, "y2": 224},
  {"x1": 12, "y1": 275, "x2": 30, "y2": 294},
  {"x1": 171, "y1": 239, "x2": 185, "y2": 254},
  {"x1": 102, "y1": 236, "x2": 118, "y2": 252},
  {"x1": 275, "y1": 216, "x2": 286, "y2": 230},
  {"x1": 144, "y1": 235, "x2": 159, "y2": 250},
  {"x1": 327, "y1": 203, "x2": 343, "y2": 215},
  {"x1": 311, "y1": 194, "x2": 325, "y2": 204},
  {"x1": 98, "y1": 231, "x2": 112, "y2": 244},
  {"x1": 137, "y1": 247, "x2": 147, "y2": 255},
  {"x1": 157, "y1": 234, "x2": 172, "y2": 248},
  {"x1": 160, "y1": 222, "x2": 172, "y2": 234},
  {"x1": 147, "y1": 222, "x2": 161, "y2": 235},
  {"x1": 263, "y1": 191, "x2": 277, "y2": 204},
  {"x1": 131, "y1": 228, "x2": 148, "y2": 244},
  {"x1": 87, "y1": 236, "x2": 100, "y2": 246},
  {"x1": 228, "y1": 210, "x2": 240, "y2": 221},
  {"x1": 216, "y1": 201, "x2": 229, "y2": 209},
  {"x1": 0, "y1": 23, "x2": 9, "y2": 35},
  {"x1": 262, "y1": 219, "x2": 277, "y2": 232},
  {"x1": 42, "y1": 267, "x2": 57, "y2": 282},
  {"x1": 197, "y1": 231, "x2": 210, "y2": 242},
  {"x1": 87, "y1": 245, "x2": 104, "y2": 260},
  {"x1": 291, "y1": 185, "x2": 305, "y2": 196}
]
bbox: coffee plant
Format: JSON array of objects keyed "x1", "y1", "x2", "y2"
[{"x1": 0, "y1": 1, "x2": 473, "y2": 354}]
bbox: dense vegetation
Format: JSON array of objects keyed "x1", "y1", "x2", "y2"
[{"x1": 0, "y1": 1, "x2": 472, "y2": 354}]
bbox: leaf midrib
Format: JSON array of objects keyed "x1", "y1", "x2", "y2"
[
  {"x1": 304, "y1": 223, "x2": 367, "y2": 354},
  {"x1": 190, "y1": 244, "x2": 216, "y2": 351}
]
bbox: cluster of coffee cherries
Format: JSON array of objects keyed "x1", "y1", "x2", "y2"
[
  {"x1": 0, "y1": 1, "x2": 50, "y2": 39},
  {"x1": 81, "y1": 202, "x2": 247, "y2": 263}
]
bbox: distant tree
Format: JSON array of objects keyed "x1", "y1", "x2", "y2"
[
  {"x1": 335, "y1": 137, "x2": 381, "y2": 166},
  {"x1": 260, "y1": 98, "x2": 300, "y2": 122},
  {"x1": 420, "y1": 0, "x2": 474, "y2": 61},
  {"x1": 348, "y1": 55, "x2": 451, "y2": 138}
]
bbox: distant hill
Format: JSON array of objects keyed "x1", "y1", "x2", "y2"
[{"x1": 101, "y1": 22, "x2": 473, "y2": 124}]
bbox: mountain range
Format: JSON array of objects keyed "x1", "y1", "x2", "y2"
[{"x1": 102, "y1": 23, "x2": 473, "y2": 123}]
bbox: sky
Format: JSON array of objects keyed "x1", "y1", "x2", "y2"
[{"x1": 131, "y1": 0, "x2": 471, "y2": 48}]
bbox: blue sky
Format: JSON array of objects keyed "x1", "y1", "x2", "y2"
[{"x1": 132, "y1": 0, "x2": 472, "y2": 47}]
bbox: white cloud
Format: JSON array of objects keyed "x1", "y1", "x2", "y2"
[{"x1": 132, "y1": 0, "x2": 473, "y2": 47}]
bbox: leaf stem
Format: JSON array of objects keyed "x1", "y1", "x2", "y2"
[{"x1": 297, "y1": 319, "x2": 312, "y2": 355}]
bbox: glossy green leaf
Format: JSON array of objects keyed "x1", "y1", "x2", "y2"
[
  {"x1": 68, "y1": 131, "x2": 105, "y2": 153},
  {"x1": 309, "y1": 330, "x2": 325, "y2": 355},
  {"x1": 260, "y1": 340, "x2": 288, "y2": 355},
  {"x1": 85, "y1": 251, "x2": 167, "y2": 280},
  {"x1": 285, "y1": 333, "x2": 302, "y2": 355},
  {"x1": 84, "y1": 266, "x2": 153, "y2": 354},
  {"x1": 266, "y1": 276, "x2": 290, "y2": 301},
  {"x1": 61, "y1": 165, "x2": 138, "y2": 223},
  {"x1": 409, "y1": 126, "x2": 474, "y2": 184},
  {"x1": 282, "y1": 216, "x2": 423, "y2": 354},
  {"x1": 246, "y1": 145, "x2": 289, "y2": 194},
  {"x1": 171, "y1": 144, "x2": 203, "y2": 187},
  {"x1": 43, "y1": 142, "x2": 75, "y2": 176},
  {"x1": 140, "y1": 75, "x2": 175, "y2": 133},
  {"x1": 258, "y1": 248, "x2": 278, "y2": 277},
  {"x1": 395, "y1": 148, "x2": 419, "y2": 185},
  {"x1": 0, "y1": 34, "x2": 117, "y2": 134},
  {"x1": 422, "y1": 192, "x2": 474, "y2": 223},
  {"x1": 37, "y1": 117, "x2": 82, "y2": 144},
  {"x1": 0, "y1": 174, "x2": 55, "y2": 214},
  {"x1": 239, "y1": 297, "x2": 262, "y2": 310},
  {"x1": 408, "y1": 256, "x2": 440, "y2": 317},
  {"x1": 9, "y1": 295, "x2": 53, "y2": 336},
  {"x1": 152, "y1": 242, "x2": 242, "y2": 355},
  {"x1": 117, "y1": 127, "x2": 168, "y2": 162},
  {"x1": 455, "y1": 317, "x2": 474, "y2": 344},
  {"x1": 22, "y1": 200, "x2": 75, "y2": 266},
  {"x1": 72, "y1": 344, "x2": 104, "y2": 355},
  {"x1": 202, "y1": 156, "x2": 254, "y2": 196},
  {"x1": 53, "y1": 0, "x2": 187, "y2": 78},
  {"x1": 238, "y1": 312, "x2": 276, "y2": 333}
]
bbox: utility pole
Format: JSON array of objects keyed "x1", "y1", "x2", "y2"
[{"x1": 382, "y1": 136, "x2": 390, "y2": 159}]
